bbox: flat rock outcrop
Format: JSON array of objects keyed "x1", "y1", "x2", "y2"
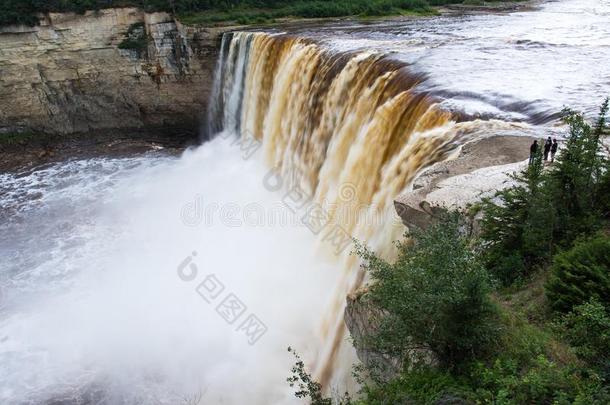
[{"x1": 394, "y1": 135, "x2": 534, "y2": 229}]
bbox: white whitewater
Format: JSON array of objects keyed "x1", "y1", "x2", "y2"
[
  {"x1": 0, "y1": 141, "x2": 342, "y2": 404},
  {"x1": 1, "y1": 0, "x2": 609, "y2": 403}
]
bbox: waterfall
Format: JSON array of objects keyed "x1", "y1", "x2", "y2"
[{"x1": 208, "y1": 31, "x2": 516, "y2": 389}]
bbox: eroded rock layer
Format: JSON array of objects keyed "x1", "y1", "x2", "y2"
[{"x1": 0, "y1": 8, "x2": 225, "y2": 135}]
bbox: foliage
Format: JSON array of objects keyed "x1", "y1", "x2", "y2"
[
  {"x1": 349, "y1": 305, "x2": 609, "y2": 404},
  {"x1": 358, "y1": 368, "x2": 474, "y2": 404},
  {"x1": 0, "y1": 0, "x2": 465, "y2": 27},
  {"x1": 0, "y1": 132, "x2": 40, "y2": 145},
  {"x1": 286, "y1": 346, "x2": 351, "y2": 405},
  {"x1": 480, "y1": 99, "x2": 609, "y2": 286},
  {"x1": 557, "y1": 299, "x2": 610, "y2": 375},
  {"x1": 470, "y1": 355, "x2": 608, "y2": 404},
  {"x1": 480, "y1": 145, "x2": 555, "y2": 285},
  {"x1": 545, "y1": 234, "x2": 610, "y2": 313},
  {"x1": 548, "y1": 99, "x2": 609, "y2": 243},
  {"x1": 118, "y1": 22, "x2": 148, "y2": 53},
  {"x1": 355, "y1": 213, "x2": 500, "y2": 370},
  {"x1": 461, "y1": 0, "x2": 484, "y2": 5}
]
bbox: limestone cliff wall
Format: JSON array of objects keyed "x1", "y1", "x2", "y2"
[{"x1": 0, "y1": 8, "x2": 226, "y2": 135}]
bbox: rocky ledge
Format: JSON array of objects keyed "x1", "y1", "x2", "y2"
[
  {"x1": 0, "y1": 8, "x2": 231, "y2": 136},
  {"x1": 394, "y1": 135, "x2": 535, "y2": 229}
]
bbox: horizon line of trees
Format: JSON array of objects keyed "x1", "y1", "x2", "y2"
[{"x1": 0, "y1": 0, "x2": 466, "y2": 27}]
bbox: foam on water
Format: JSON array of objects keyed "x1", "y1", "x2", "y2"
[{"x1": 0, "y1": 137, "x2": 340, "y2": 404}]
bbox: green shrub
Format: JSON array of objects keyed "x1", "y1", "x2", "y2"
[
  {"x1": 546, "y1": 235, "x2": 610, "y2": 313},
  {"x1": 286, "y1": 347, "x2": 350, "y2": 405},
  {"x1": 462, "y1": 0, "x2": 484, "y2": 5},
  {"x1": 1, "y1": 0, "x2": 437, "y2": 27},
  {"x1": 547, "y1": 99, "x2": 610, "y2": 244},
  {"x1": 360, "y1": 368, "x2": 473, "y2": 404},
  {"x1": 355, "y1": 213, "x2": 500, "y2": 369},
  {"x1": 0, "y1": 132, "x2": 39, "y2": 145},
  {"x1": 558, "y1": 299, "x2": 610, "y2": 374},
  {"x1": 480, "y1": 145, "x2": 555, "y2": 285},
  {"x1": 470, "y1": 355, "x2": 607, "y2": 404}
]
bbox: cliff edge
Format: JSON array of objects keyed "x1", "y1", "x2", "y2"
[{"x1": 0, "y1": 8, "x2": 227, "y2": 136}]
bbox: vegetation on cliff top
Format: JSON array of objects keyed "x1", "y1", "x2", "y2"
[
  {"x1": 0, "y1": 0, "x2": 518, "y2": 27},
  {"x1": 288, "y1": 99, "x2": 610, "y2": 404}
]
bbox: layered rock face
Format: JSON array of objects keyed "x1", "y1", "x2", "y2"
[{"x1": 0, "y1": 8, "x2": 224, "y2": 135}]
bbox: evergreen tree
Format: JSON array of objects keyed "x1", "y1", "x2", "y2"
[
  {"x1": 480, "y1": 144, "x2": 555, "y2": 285},
  {"x1": 546, "y1": 235, "x2": 610, "y2": 313},
  {"x1": 480, "y1": 98, "x2": 609, "y2": 286},
  {"x1": 548, "y1": 98, "x2": 609, "y2": 244}
]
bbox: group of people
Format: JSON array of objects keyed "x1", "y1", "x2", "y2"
[{"x1": 529, "y1": 137, "x2": 558, "y2": 165}]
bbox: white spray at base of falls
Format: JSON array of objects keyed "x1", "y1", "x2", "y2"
[{"x1": 0, "y1": 138, "x2": 344, "y2": 404}]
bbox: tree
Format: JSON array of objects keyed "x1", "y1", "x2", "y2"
[
  {"x1": 546, "y1": 234, "x2": 610, "y2": 313},
  {"x1": 479, "y1": 98, "x2": 609, "y2": 286},
  {"x1": 480, "y1": 144, "x2": 555, "y2": 285},
  {"x1": 355, "y1": 213, "x2": 500, "y2": 369},
  {"x1": 547, "y1": 98, "x2": 609, "y2": 244}
]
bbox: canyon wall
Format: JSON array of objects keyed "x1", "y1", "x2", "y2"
[{"x1": 0, "y1": 8, "x2": 227, "y2": 136}]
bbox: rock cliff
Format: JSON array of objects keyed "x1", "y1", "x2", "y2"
[{"x1": 0, "y1": 8, "x2": 226, "y2": 136}]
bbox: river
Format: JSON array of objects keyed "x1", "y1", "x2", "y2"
[{"x1": 0, "y1": 0, "x2": 608, "y2": 403}]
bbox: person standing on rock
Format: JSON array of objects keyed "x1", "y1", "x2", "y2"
[
  {"x1": 543, "y1": 137, "x2": 552, "y2": 161},
  {"x1": 550, "y1": 138, "x2": 558, "y2": 162},
  {"x1": 529, "y1": 140, "x2": 539, "y2": 165}
]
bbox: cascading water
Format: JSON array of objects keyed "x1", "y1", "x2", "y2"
[
  {"x1": 209, "y1": 31, "x2": 525, "y2": 387},
  {"x1": 3, "y1": 0, "x2": 607, "y2": 402}
]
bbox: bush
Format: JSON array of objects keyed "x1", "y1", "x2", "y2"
[
  {"x1": 547, "y1": 99, "x2": 610, "y2": 244},
  {"x1": 117, "y1": 22, "x2": 148, "y2": 55},
  {"x1": 546, "y1": 235, "x2": 610, "y2": 313},
  {"x1": 0, "y1": 0, "x2": 436, "y2": 27},
  {"x1": 286, "y1": 347, "x2": 350, "y2": 405},
  {"x1": 355, "y1": 213, "x2": 500, "y2": 370},
  {"x1": 558, "y1": 299, "x2": 610, "y2": 375},
  {"x1": 360, "y1": 368, "x2": 473, "y2": 404},
  {"x1": 471, "y1": 355, "x2": 607, "y2": 404}
]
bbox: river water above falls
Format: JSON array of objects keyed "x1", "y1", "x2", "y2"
[{"x1": 1, "y1": 0, "x2": 609, "y2": 404}]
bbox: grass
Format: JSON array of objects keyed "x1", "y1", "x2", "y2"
[{"x1": 495, "y1": 268, "x2": 553, "y2": 326}]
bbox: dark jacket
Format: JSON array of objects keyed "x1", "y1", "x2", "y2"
[{"x1": 551, "y1": 141, "x2": 558, "y2": 153}]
